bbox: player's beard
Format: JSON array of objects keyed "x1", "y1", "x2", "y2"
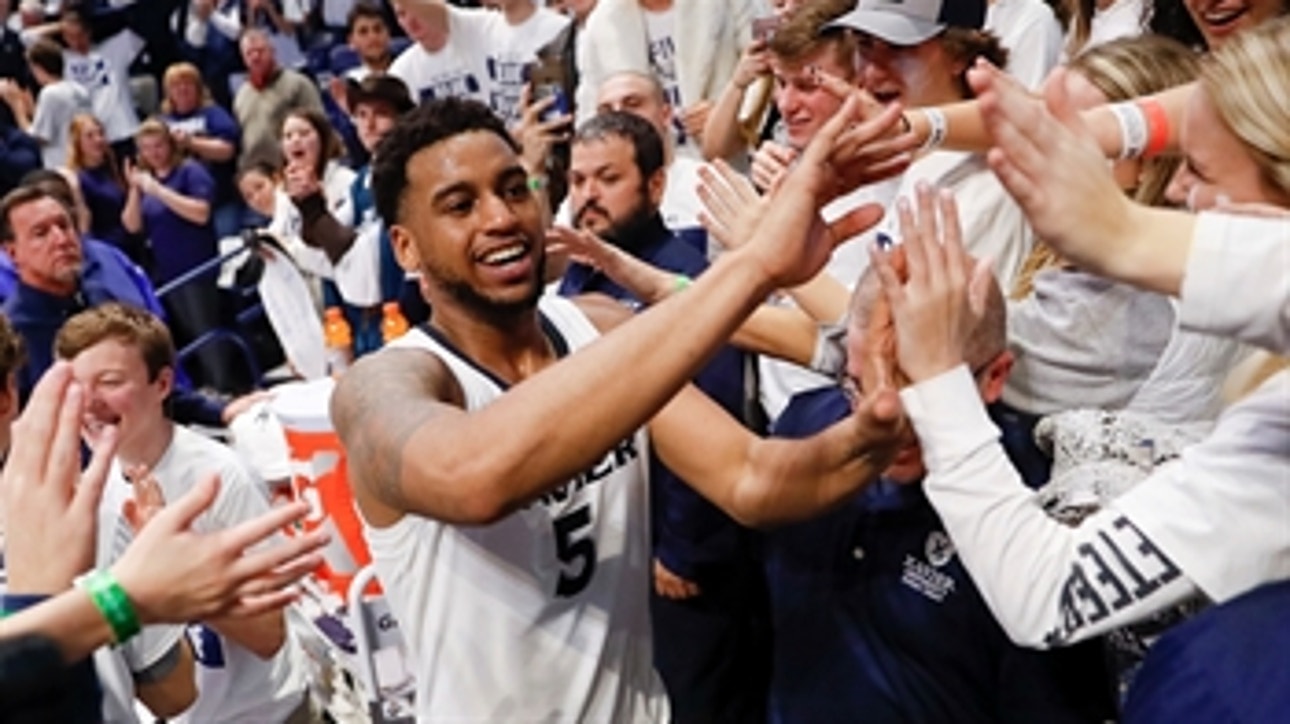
[{"x1": 423, "y1": 245, "x2": 548, "y2": 325}]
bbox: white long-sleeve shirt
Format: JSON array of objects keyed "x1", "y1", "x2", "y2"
[{"x1": 900, "y1": 211, "x2": 1290, "y2": 648}]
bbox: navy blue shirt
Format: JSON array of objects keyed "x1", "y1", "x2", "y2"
[
  {"x1": 4, "y1": 238, "x2": 226, "y2": 427},
  {"x1": 162, "y1": 105, "x2": 242, "y2": 205},
  {"x1": 768, "y1": 387, "x2": 1112, "y2": 724},
  {"x1": 558, "y1": 214, "x2": 755, "y2": 577},
  {"x1": 1124, "y1": 579, "x2": 1290, "y2": 724}
]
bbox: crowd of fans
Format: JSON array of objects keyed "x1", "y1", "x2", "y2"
[{"x1": 0, "y1": 0, "x2": 1287, "y2": 721}]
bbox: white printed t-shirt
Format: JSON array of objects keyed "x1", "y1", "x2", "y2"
[
  {"x1": 389, "y1": 4, "x2": 493, "y2": 105},
  {"x1": 63, "y1": 30, "x2": 143, "y2": 142},
  {"x1": 130, "y1": 426, "x2": 307, "y2": 724},
  {"x1": 30, "y1": 78, "x2": 92, "y2": 168},
  {"x1": 482, "y1": 5, "x2": 569, "y2": 123}
]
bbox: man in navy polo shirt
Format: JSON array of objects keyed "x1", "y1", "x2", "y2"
[{"x1": 767, "y1": 263, "x2": 1113, "y2": 723}]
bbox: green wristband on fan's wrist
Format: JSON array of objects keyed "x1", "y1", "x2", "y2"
[
  {"x1": 76, "y1": 570, "x2": 141, "y2": 645},
  {"x1": 673, "y1": 274, "x2": 692, "y2": 293}
]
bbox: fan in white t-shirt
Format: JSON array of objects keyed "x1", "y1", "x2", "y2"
[
  {"x1": 46, "y1": 7, "x2": 143, "y2": 145},
  {"x1": 58, "y1": 303, "x2": 310, "y2": 724},
  {"x1": 389, "y1": 0, "x2": 494, "y2": 105},
  {"x1": 479, "y1": 0, "x2": 569, "y2": 123}
]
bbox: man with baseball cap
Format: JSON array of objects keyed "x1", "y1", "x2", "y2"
[
  {"x1": 827, "y1": 0, "x2": 987, "y2": 45},
  {"x1": 299, "y1": 73, "x2": 428, "y2": 355}
]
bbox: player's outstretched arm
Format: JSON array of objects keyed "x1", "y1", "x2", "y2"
[
  {"x1": 649, "y1": 379, "x2": 903, "y2": 529},
  {"x1": 333, "y1": 94, "x2": 903, "y2": 528}
]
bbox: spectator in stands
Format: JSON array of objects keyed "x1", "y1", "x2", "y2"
[
  {"x1": 242, "y1": 0, "x2": 308, "y2": 70},
  {"x1": 173, "y1": 0, "x2": 245, "y2": 108},
  {"x1": 121, "y1": 118, "x2": 231, "y2": 392},
  {"x1": 0, "y1": 183, "x2": 236, "y2": 427},
  {"x1": 56, "y1": 303, "x2": 311, "y2": 724},
  {"x1": 236, "y1": 157, "x2": 282, "y2": 228},
  {"x1": 298, "y1": 75, "x2": 427, "y2": 354},
  {"x1": 62, "y1": 113, "x2": 141, "y2": 264},
  {"x1": 592, "y1": 71, "x2": 704, "y2": 231},
  {"x1": 34, "y1": 6, "x2": 144, "y2": 160},
  {"x1": 577, "y1": 0, "x2": 762, "y2": 157},
  {"x1": 0, "y1": 39, "x2": 89, "y2": 169},
  {"x1": 0, "y1": 105, "x2": 40, "y2": 199},
  {"x1": 0, "y1": 0, "x2": 32, "y2": 88},
  {"x1": 386, "y1": 0, "x2": 515, "y2": 111},
  {"x1": 766, "y1": 236, "x2": 1113, "y2": 723},
  {"x1": 983, "y1": 0, "x2": 1063, "y2": 90},
  {"x1": 159, "y1": 62, "x2": 243, "y2": 240},
  {"x1": 233, "y1": 28, "x2": 323, "y2": 168},
  {"x1": 477, "y1": 0, "x2": 569, "y2": 124},
  {"x1": 535, "y1": 0, "x2": 595, "y2": 119},
  {"x1": 700, "y1": 0, "x2": 818, "y2": 163},
  {"x1": 343, "y1": 1, "x2": 394, "y2": 81}
]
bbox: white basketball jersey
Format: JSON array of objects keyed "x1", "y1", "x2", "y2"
[{"x1": 366, "y1": 296, "x2": 668, "y2": 722}]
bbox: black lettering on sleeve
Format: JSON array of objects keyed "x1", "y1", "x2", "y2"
[
  {"x1": 1069, "y1": 558, "x2": 1110, "y2": 625},
  {"x1": 1082, "y1": 540, "x2": 1133, "y2": 613}
]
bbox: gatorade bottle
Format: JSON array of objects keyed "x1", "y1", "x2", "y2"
[
  {"x1": 381, "y1": 301, "x2": 410, "y2": 345},
  {"x1": 323, "y1": 307, "x2": 353, "y2": 376}
]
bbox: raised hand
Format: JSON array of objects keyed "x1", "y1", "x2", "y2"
[
  {"x1": 731, "y1": 41, "x2": 772, "y2": 93},
  {"x1": 283, "y1": 160, "x2": 321, "y2": 200},
  {"x1": 750, "y1": 140, "x2": 797, "y2": 192},
  {"x1": 971, "y1": 61, "x2": 1136, "y2": 274},
  {"x1": 813, "y1": 69, "x2": 919, "y2": 197},
  {"x1": 2, "y1": 362, "x2": 118, "y2": 594},
  {"x1": 547, "y1": 226, "x2": 677, "y2": 303},
  {"x1": 871, "y1": 184, "x2": 992, "y2": 384},
  {"x1": 698, "y1": 159, "x2": 769, "y2": 251},
  {"x1": 514, "y1": 84, "x2": 572, "y2": 175},
  {"x1": 111, "y1": 474, "x2": 328, "y2": 622},
  {"x1": 679, "y1": 100, "x2": 713, "y2": 143},
  {"x1": 740, "y1": 93, "x2": 894, "y2": 289}
]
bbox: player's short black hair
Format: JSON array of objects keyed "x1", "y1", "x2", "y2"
[
  {"x1": 371, "y1": 97, "x2": 519, "y2": 227},
  {"x1": 573, "y1": 111, "x2": 665, "y2": 183}
]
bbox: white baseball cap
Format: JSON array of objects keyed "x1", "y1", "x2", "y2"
[{"x1": 827, "y1": 0, "x2": 987, "y2": 46}]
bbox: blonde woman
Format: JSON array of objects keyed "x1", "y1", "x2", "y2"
[
  {"x1": 62, "y1": 113, "x2": 139, "y2": 261},
  {"x1": 159, "y1": 62, "x2": 245, "y2": 239},
  {"x1": 1004, "y1": 37, "x2": 1198, "y2": 420}
]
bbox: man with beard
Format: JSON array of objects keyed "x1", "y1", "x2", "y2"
[
  {"x1": 557, "y1": 110, "x2": 770, "y2": 721},
  {"x1": 331, "y1": 96, "x2": 907, "y2": 721}
]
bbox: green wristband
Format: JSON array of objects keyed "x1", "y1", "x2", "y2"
[
  {"x1": 673, "y1": 274, "x2": 692, "y2": 293},
  {"x1": 77, "y1": 570, "x2": 141, "y2": 645}
]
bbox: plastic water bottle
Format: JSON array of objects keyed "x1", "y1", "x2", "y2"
[
  {"x1": 380, "y1": 302, "x2": 410, "y2": 346},
  {"x1": 323, "y1": 307, "x2": 353, "y2": 376}
]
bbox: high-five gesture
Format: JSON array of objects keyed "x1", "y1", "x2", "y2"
[{"x1": 871, "y1": 184, "x2": 993, "y2": 383}]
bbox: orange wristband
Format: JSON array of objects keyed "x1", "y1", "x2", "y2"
[{"x1": 1139, "y1": 99, "x2": 1171, "y2": 159}]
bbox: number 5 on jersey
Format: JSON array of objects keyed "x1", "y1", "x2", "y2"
[{"x1": 553, "y1": 504, "x2": 596, "y2": 597}]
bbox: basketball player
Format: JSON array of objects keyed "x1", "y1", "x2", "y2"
[{"x1": 330, "y1": 96, "x2": 908, "y2": 720}]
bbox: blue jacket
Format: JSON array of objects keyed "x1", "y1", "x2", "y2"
[
  {"x1": 767, "y1": 387, "x2": 1113, "y2": 723},
  {"x1": 4, "y1": 239, "x2": 226, "y2": 426},
  {"x1": 558, "y1": 215, "x2": 757, "y2": 578}
]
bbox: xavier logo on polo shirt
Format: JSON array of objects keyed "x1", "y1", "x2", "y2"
[{"x1": 902, "y1": 530, "x2": 958, "y2": 603}]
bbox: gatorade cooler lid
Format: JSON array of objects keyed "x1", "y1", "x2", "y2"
[{"x1": 271, "y1": 377, "x2": 338, "y2": 432}]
